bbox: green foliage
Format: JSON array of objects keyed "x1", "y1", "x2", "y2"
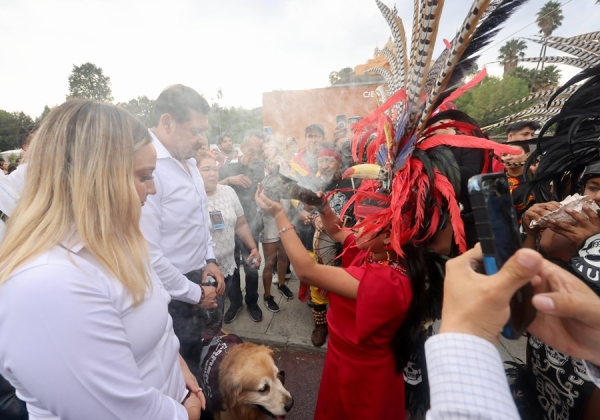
[
  {"x1": 0, "y1": 110, "x2": 34, "y2": 152},
  {"x1": 328, "y1": 66, "x2": 384, "y2": 86},
  {"x1": 512, "y1": 65, "x2": 561, "y2": 92},
  {"x1": 207, "y1": 104, "x2": 263, "y2": 144},
  {"x1": 35, "y1": 105, "x2": 56, "y2": 124},
  {"x1": 536, "y1": 1, "x2": 564, "y2": 37},
  {"x1": 498, "y1": 39, "x2": 528, "y2": 74},
  {"x1": 454, "y1": 75, "x2": 530, "y2": 132},
  {"x1": 67, "y1": 62, "x2": 113, "y2": 102},
  {"x1": 117, "y1": 96, "x2": 155, "y2": 127}
]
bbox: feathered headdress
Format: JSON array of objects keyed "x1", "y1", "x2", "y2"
[
  {"x1": 340, "y1": 0, "x2": 525, "y2": 255},
  {"x1": 483, "y1": 31, "x2": 600, "y2": 132},
  {"x1": 522, "y1": 64, "x2": 600, "y2": 203}
]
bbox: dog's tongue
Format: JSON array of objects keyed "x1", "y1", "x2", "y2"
[{"x1": 276, "y1": 416, "x2": 286, "y2": 420}]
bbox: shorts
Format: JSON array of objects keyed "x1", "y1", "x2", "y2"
[{"x1": 260, "y1": 200, "x2": 291, "y2": 244}]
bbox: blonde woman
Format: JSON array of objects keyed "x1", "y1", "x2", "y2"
[{"x1": 0, "y1": 100, "x2": 210, "y2": 420}]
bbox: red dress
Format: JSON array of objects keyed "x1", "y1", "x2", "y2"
[{"x1": 314, "y1": 235, "x2": 412, "y2": 420}]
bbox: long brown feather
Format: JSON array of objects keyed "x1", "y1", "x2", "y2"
[
  {"x1": 535, "y1": 36, "x2": 600, "y2": 56},
  {"x1": 407, "y1": 0, "x2": 446, "y2": 123},
  {"x1": 511, "y1": 56, "x2": 596, "y2": 69},
  {"x1": 529, "y1": 38, "x2": 600, "y2": 64},
  {"x1": 374, "y1": 48, "x2": 400, "y2": 92},
  {"x1": 393, "y1": 5, "x2": 410, "y2": 87},
  {"x1": 495, "y1": 86, "x2": 576, "y2": 111},
  {"x1": 366, "y1": 66, "x2": 396, "y2": 91},
  {"x1": 417, "y1": 0, "x2": 492, "y2": 132}
]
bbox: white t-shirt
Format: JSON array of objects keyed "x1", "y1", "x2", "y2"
[
  {"x1": 206, "y1": 185, "x2": 244, "y2": 277},
  {"x1": 0, "y1": 233, "x2": 188, "y2": 420}
]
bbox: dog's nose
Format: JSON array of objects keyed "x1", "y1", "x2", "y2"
[{"x1": 284, "y1": 398, "x2": 294, "y2": 412}]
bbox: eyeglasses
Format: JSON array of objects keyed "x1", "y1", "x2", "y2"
[
  {"x1": 245, "y1": 148, "x2": 264, "y2": 157},
  {"x1": 306, "y1": 134, "x2": 324, "y2": 140}
]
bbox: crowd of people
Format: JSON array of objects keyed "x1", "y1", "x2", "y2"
[{"x1": 0, "y1": 75, "x2": 599, "y2": 420}]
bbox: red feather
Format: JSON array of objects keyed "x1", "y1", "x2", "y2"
[
  {"x1": 418, "y1": 135, "x2": 522, "y2": 155},
  {"x1": 434, "y1": 170, "x2": 466, "y2": 253},
  {"x1": 440, "y1": 68, "x2": 487, "y2": 106}
]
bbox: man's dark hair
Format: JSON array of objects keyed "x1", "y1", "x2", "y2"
[
  {"x1": 218, "y1": 133, "x2": 232, "y2": 144},
  {"x1": 152, "y1": 84, "x2": 210, "y2": 126},
  {"x1": 305, "y1": 123, "x2": 325, "y2": 136},
  {"x1": 507, "y1": 142, "x2": 530, "y2": 153},
  {"x1": 242, "y1": 129, "x2": 265, "y2": 146},
  {"x1": 18, "y1": 124, "x2": 38, "y2": 148},
  {"x1": 506, "y1": 121, "x2": 541, "y2": 135},
  {"x1": 425, "y1": 109, "x2": 485, "y2": 138}
]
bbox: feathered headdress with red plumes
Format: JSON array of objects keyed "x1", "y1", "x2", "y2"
[{"x1": 341, "y1": 0, "x2": 527, "y2": 255}]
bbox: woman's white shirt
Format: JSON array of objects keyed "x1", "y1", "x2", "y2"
[{"x1": 0, "y1": 235, "x2": 188, "y2": 419}]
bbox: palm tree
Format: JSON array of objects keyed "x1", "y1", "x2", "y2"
[
  {"x1": 498, "y1": 39, "x2": 528, "y2": 74},
  {"x1": 535, "y1": 65, "x2": 561, "y2": 91},
  {"x1": 535, "y1": 1, "x2": 564, "y2": 71}
]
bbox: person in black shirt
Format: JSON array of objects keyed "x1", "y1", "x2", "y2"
[{"x1": 219, "y1": 129, "x2": 266, "y2": 323}]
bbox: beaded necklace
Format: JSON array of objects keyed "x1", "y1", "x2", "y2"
[{"x1": 366, "y1": 252, "x2": 408, "y2": 275}]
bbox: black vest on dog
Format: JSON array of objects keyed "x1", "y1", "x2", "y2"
[{"x1": 199, "y1": 334, "x2": 244, "y2": 412}]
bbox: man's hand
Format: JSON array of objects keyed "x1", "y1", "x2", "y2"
[
  {"x1": 313, "y1": 215, "x2": 323, "y2": 231},
  {"x1": 528, "y1": 258, "x2": 600, "y2": 366},
  {"x1": 247, "y1": 248, "x2": 261, "y2": 268},
  {"x1": 522, "y1": 201, "x2": 561, "y2": 235},
  {"x1": 547, "y1": 205, "x2": 600, "y2": 251},
  {"x1": 198, "y1": 285, "x2": 217, "y2": 309},
  {"x1": 255, "y1": 187, "x2": 285, "y2": 219},
  {"x1": 212, "y1": 148, "x2": 224, "y2": 161},
  {"x1": 298, "y1": 210, "x2": 312, "y2": 225},
  {"x1": 440, "y1": 245, "x2": 543, "y2": 345},
  {"x1": 202, "y1": 263, "x2": 225, "y2": 296},
  {"x1": 227, "y1": 174, "x2": 252, "y2": 188}
]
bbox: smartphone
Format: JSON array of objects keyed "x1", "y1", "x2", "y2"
[
  {"x1": 468, "y1": 172, "x2": 536, "y2": 340},
  {"x1": 336, "y1": 114, "x2": 347, "y2": 129}
]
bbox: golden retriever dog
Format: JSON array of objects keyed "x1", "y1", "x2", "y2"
[{"x1": 215, "y1": 343, "x2": 294, "y2": 420}]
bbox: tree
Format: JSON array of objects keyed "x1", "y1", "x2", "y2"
[
  {"x1": 207, "y1": 104, "x2": 263, "y2": 145},
  {"x1": 498, "y1": 39, "x2": 528, "y2": 74},
  {"x1": 328, "y1": 66, "x2": 385, "y2": 86},
  {"x1": 67, "y1": 62, "x2": 114, "y2": 102},
  {"x1": 0, "y1": 110, "x2": 34, "y2": 152},
  {"x1": 454, "y1": 75, "x2": 531, "y2": 131},
  {"x1": 117, "y1": 96, "x2": 155, "y2": 127},
  {"x1": 535, "y1": 1, "x2": 564, "y2": 71},
  {"x1": 35, "y1": 105, "x2": 55, "y2": 124},
  {"x1": 512, "y1": 65, "x2": 561, "y2": 92}
]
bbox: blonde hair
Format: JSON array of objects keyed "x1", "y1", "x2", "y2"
[{"x1": 0, "y1": 100, "x2": 152, "y2": 304}]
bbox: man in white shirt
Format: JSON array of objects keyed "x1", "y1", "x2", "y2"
[
  {"x1": 140, "y1": 84, "x2": 224, "y2": 379},
  {"x1": 426, "y1": 245, "x2": 600, "y2": 419}
]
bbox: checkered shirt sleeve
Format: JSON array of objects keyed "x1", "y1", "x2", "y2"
[{"x1": 425, "y1": 333, "x2": 520, "y2": 420}]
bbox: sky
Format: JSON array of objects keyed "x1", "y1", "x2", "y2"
[{"x1": 1, "y1": 0, "x2": 598, "y2": 119}]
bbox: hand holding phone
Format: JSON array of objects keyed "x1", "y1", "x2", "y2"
[{"x1": 468, "y1": 173, "x2": 536, "y2": 339}]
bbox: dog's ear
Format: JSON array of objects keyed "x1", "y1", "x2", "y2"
[
  {"x1": 221, "y1": 375, "x2": 240, "y2": 409},
  {"x1": 223, "y1": 383, "x2": 240, "y2": 409}
]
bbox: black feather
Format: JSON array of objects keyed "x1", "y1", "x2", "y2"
[
  {"x1": 446, "y1": 0, "x2": 530, "y2": 88},
  {"x1": 524, "y1": 64, "x2": 600, "y2": 202}
]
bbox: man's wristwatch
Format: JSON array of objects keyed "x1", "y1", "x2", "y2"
[{"x1": 206, "y1": 258, "x2": 218, "y2": 266}]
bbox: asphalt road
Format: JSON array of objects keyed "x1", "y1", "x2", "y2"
[{"x1": 271, "y1": 346, "x2": 325, "y2": 420}]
